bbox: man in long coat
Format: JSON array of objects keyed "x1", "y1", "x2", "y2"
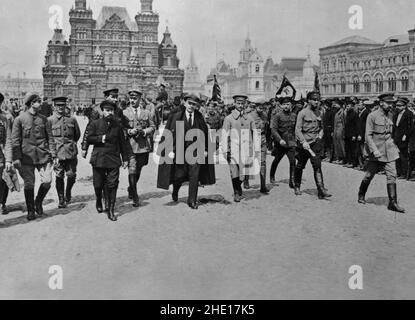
[{"x1": 156, "y1": 94, "x2": 215, "y2": 209}]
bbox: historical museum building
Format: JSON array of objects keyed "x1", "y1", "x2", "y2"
[
  {"x1": 319, "y1": 27, "x2": 415, "y2": 99},
  {"x1": 43, "y1": 0, "x2": 184, "y2": 105}
]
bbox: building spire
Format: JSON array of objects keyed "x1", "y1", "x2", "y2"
[
  {"x1": 75, "y1": 0, "x2": 86, "y2": 10},
  {"x1": 141, "y1": 0, "x2": 153, "y2": 13},
  {"x1": 190, "y1": 48, "x2": 196, "y2": 67}
]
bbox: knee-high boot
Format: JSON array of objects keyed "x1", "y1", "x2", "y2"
[
  {"x1": 35, "y1": 183, "x2": 51, "y2": 216},
  {"x1": 24, "y1": 189, "x2": 36, "y2": 221},
  {"x1": 107, "y1": 187, "x2": 118, "y2": 222},
  {"x1": 314, "y1": 168, "x2": 332, "y2": 199},
  {"x1": 65, "y1": 176, "x2": 76, "y2": 204},
  {"x1": 294, "y1": 167, "x2": 303, "y2": 196},
  {"x1": 289, "y1": 165, "x2": 295, "y2": 189},
  {"x1": 56, "y1": 178, "x2": 67, "y2": 209},
  {"x1": 94, "y1": 187, "x2": 103, "y2": 213},
  {"x1": 358, "y1": 179, "x2": 371, "y2": 204},
  {"x1": 128, "y1": 174, "x2": 139, "y2": 207},
  {"x1": 387, "y1": 183, "x2": 405, "y2": 213}
]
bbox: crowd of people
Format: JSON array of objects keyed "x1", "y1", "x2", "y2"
[{"x1": 0, "y1": 85, "x2": 409, "y2": 223}]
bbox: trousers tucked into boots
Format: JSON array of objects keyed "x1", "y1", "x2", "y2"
[
  {"x1": 313, "y1": 168, "x2": 332, "y2": 199},
  {"x1": 65, "y1": 177, "x2": 76, "y2": 203},
  {"x1": 24, "y1": 188, "x2": 35, "y2": 221},
  {"x1": 35, "y1": 183, "x2": 50, "y2": 216},
  {"x1": 387, "y1": 183, "x2": 405, "y2": 213},
  {"x1": 56, "y1": 178, "x2": 67, "y2": 209}
]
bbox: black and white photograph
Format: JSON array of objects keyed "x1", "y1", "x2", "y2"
[{"x1": 1, "y1": 0, "x2": 415, "y2": 303}]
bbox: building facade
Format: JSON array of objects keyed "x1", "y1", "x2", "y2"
[
  {"x1": 0, "y1": 74, "x2": 43, "y2": 102},
  {"x1": 43, "y1": 0, "x2": 184, "y2": 105},
  {"x1": 206, "y1": 35, "x2": 317, "y2": 103},
  {"x1": 319, "y1": 29, "x2": 415, "y2": 99},
  {"x1": 183, "y1": 48, "x2": 204, "y2": 96}
]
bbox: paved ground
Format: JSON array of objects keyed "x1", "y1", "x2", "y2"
[{"x1": 1, "y1": 117, "x2": 415, "y2": 299}]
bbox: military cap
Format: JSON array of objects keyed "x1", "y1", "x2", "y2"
[
  {"x1": 363, "y1": 99, "x2": 376, "y2": 106},
  {"x1": 24, "y1": 93, "x2": 41, "y2": 106},
  {"x1": 103, "y1": 88, "x2": 119, "y2": 96},
  {"x1": 100, "y1": 100, "x2": 117, "y2": 111},
  {"x1": 396, "y1": 97, "x2": 409, "y2": 105},
  {"x1": 378, "y1": 93, "x2": 396, "y2": 103},
  {"x1": 280, "y1": 97, "x2": 293, "y2": 104},
  {"x1": 183, "y1": 93, "x2": 199, "y2": 104},
  {"x1": 306, "y1": 91, "x2": 320, "y2": 101},
  {"x1": 128, "y1": 89, "x2": 142, "y2": 96},
  {"x1": 0, "y1": 93, "x2": 4, "y2": 105},
  {"x1": 52, "y1": 96, "x2": 68, "y2": 104},
  {"x1": 233, "y1": 94, "x2": 248, "y2": 100}
]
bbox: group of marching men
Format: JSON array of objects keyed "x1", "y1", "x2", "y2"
[{"x1": 0, "y1": 87, "x2": 406, "y2": 223}]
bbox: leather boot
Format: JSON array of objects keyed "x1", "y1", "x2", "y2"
[
  {"x1": 314, "y1": 168, "x2": 332, "y2": 199},
  {"x1": 387, "y1": 183, "x2": 405, "y2": 213},
  {"x1": 260, "y1": 174, "x2": 269, "y2": 194},
  {"x1": 56, "y1": 178, "x2": 67, "y2": 209},
  {"x1": 94, "y1": 187, "x2": 103, "y2": 213},
  {"x1": 243, "y1": 176, "x2": 250, "y2": 189},
  {"x1": 65, "y1": 177, "x2": 76, "y2": 204},
  {"x1": 294, "y1": 167, "x2": 303, "y2": 196},
  {"x1": 107, "y1": 187, "x2": 118, "y2": 222},
  {"x1": 232, "y1": 178, "x2": 242, "y2": 202},
  {"x1": 172, "y1": 183, "x2": 180, "y2": 202},
  {"x1": 127, "y1": 186, "x2": 133, "y2": 200},
  {"x1": 289, "y1": 165, "x2": 295, "y2": 189},
  {"x1": 0, "y1": 180, "x2": 8, "y2": 215},
  {"x1": 24, "y1": 189, "x2": 36, "y2": 221},
  {"x1": 103, "y1": 185, "x2": 109, "y2": 213},
  {"x1": 35, "y1": 183, "x2": 50, "y2": 216},
  {"x1": 128, "y1": 174, "x2": 139, "y2": 207},
  {"x1": 358, "y1": 179, "x2": 370, "y2": 204}
]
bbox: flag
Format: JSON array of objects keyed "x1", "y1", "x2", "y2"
[
  {"x1": 314, "y1": 72, "x2": 320, "y2": 94},
  {"x1": 211, "y1": 75, "x2": 222, "y2": 102},
  {"x1": 276, "y1": 75, "x2": 296, "y2": 99}
]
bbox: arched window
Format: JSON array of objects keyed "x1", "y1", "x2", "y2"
[
  {"x1": 255, "y1": 64, "x2": 260, "y2": 73},
  {"x1": 340, "y1": 78, "x2": 346, "y2": 94},
  {"x1": 104, "y1": 51, "x2": 110, "y2": 65},
  {"x1": 401, "y1": 72, "x2": 409, "y2": 92},
  {"x1": 121, "y1": 51, "x2": 128, "y2": 65},
  {"x1": 388, "y1": 73, "x2": 396, "y2": 92},
  {"x1": 78, "y1": 50, "x2": 86, "y2": 64},
  {"x1": 353, "y1": 76, "x2": 360, "y2": 93},
  {"x1": 375, "y1": 74, "x2": 383, "y2": 93},
  {"x1": 56, "y1": 52, "x2": 61, "y2": 64},
  {"x1": 363, "y1": 75, "x2": 371, "y2": 93},
  {"x1": 112, "y1": 51, "x2": 120, "y2": 65},
  {"x1": 145, "y1": 53, "x2": 152, "y2": 66}
]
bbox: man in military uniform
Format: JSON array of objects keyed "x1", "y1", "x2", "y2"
[
  {"x1": 270, "y1": 97, "x2": 297, "y2": 188},
  {"x1": 11, "y1": 93, "x2": 57, "y2": 221},
  {"x1": 48, "y1": 96, "x2": 81, "y2": 208},
  {"x1": 0, "y1": 93, "x2": 13, "y2": 215},
  {"x1": 358, "y1": 93, "x2": 405, "y2": 213},
  {"x1": 220, "y1": 94, "x2": 257, "y2": 202},
  {"x1": 252, "y1": 101, "x2": 270, "y2": 193},
  {"x1": 294, "y1": 91, "x2": 332, "y2": 199},
  {"x1": 124, "y1": 89, "x2": 155, "y2": 207},
  {"x1": 87, "y1": 100, "x2": 130, "y2": 221}
]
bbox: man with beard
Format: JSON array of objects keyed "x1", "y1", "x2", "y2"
[
  {"x1": 48, "y1": 96, "x2": 81, "y2": 208},
  {"x1": 294, "y1": 91, "x2": 332, "y2": 199},
  {"x1": 87, "y1": 100, "x2": 130, "y2": 221},
  {"x1": 11, "y1": 93, "x2": 57, "y2": 221},
  {"x1": 358, "y1": 93, "x2": 405, "y2": 213},
  {"x1": 124, "y1": 89, "x2": 155, "y2": 207},
  {"x1": 157, "y1": 94, "x2": 215, "y2": 209},
  {"x1": 270, "y1": 97, "x2": 297, "y2": 188},
  {"x1": 392, "y1": 97, "x2": 413, "y2": 179}
]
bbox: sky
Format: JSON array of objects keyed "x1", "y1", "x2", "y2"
[{"x1": 1, "y1": 0, "x2": 415, "y2": 80}]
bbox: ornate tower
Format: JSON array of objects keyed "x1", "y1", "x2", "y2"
[
  {"x1": 135, "y1": 0, "x2": 159, "y2": 67},
  {"x1": 159, "y1": 27, "x2": 179, "y2": 69},
  {"x1": 75, "y1": 0, "x2": 86, "y2": 10}
]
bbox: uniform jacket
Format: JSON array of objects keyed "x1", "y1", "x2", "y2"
[
  {"x1": 11, "y1": 110, "x2": 56, "y2": 165},
  {"x1": 365, "y1": 108, "x2": 399, "y2": 162},
  {"x1": 295, "y1": 105, "x2": 323, "y2": 145},
  {"x1": 48, "y1": 113, "x2": 81, "y2": 160},
  {"x1": 0, "y1": 113, "x2": 12, "y2": 165},
  {"x1": 392, "y1": 108, "x2": 413, "y2": 150},
  {"x1": 221, "y1": 109, "x2": 256, "y2": 154},
  {"x1": 358, "y1": 108, "x2": 370, "y2": 142},
  {"x1": 123, "y1": 106, "x2": 155, "y2": 154},
  {"x1": 157, "y1": 109, "x2": 216, "y2": 190},
  {"x1": 87, "y1": 117, "x2": 130, "y2": 168},
  {"x1": 271, "y1": 110, "x2": 297, "y2": 148}
]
